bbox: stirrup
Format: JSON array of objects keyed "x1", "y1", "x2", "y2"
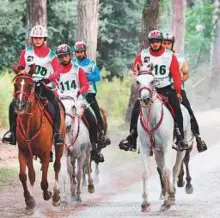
[
  {"x1": 2, "y1": 131, "x2": 16, "y2": 145},
  {"x1": 196, "y1": 136, "x2": 207, "y2": 152}
]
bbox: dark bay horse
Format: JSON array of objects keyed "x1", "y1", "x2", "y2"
[{"x1": 13, "y1": 69, "x2": 65, "y2": 214}]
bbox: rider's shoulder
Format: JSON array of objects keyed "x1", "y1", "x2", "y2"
[
  {"x1": 26, "y1": 45, "x2": 33, "y2": 52},
  {"x1": 49, "y1": 49, "x2": 56, "y2": 58},
  {"x1": 164, "y1": 48, "x2": 173, "y2": 55}
]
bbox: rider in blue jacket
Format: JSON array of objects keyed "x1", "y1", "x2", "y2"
[{"x1": 73, "y1": 41, "x2": 111, "y2": 162}]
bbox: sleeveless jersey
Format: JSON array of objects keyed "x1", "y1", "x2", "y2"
[
  {"x1": 24, "y1": 46, "x2": 55, "y2": 82},
  {"x1": 73, "y1": 58, "x2": 97, "y2": 93},
  {"x1": 58, "y1": 63, "x2": 80, "y2": 97},
  {"x1": 140, "y1": 48, "x2": 173, "y2": 88}
]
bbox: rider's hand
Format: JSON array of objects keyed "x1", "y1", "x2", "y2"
[
  {"x1": 76, "y1": 91, "x2": 81, "y2": 99},
  {"x1": 177, "y1": 93, "x2": 182, "y2": 102},
  {"x1": 42, "y1": 78, "x2": 50, "y2": 84},
  {"x1": 11, "y1": 65, "x2": 25, "y2": 73}
]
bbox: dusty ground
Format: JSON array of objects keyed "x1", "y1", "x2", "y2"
[{"x1": 0, "y1": 109, "x2": 220, "y2": 218}]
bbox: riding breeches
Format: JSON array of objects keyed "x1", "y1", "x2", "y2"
[
  {"x1": 156, "y1": 85, "x2": 184, "y2": 138},
  {"x1": 35, "y1": 85, "x2": 61, "y2": 132},
  {"x1": 83, "y1": 108, "x2": 98, "y2": 144},
  {"x1": 8, "y1": 100, "x2": 17, "y2": 133},
  {"x1": 85, "y1": 93, "x2": 104, "y2": 131},
  {"x1": 181, "y1": 89, "x2": 200, "y2": 135}
]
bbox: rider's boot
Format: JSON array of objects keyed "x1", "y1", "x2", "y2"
[
  {"x1": 119, "y1": 129, "x2": 137, "y2": 152},
  {"x1": 91, "y1": 143, "x2": 104, "y2": 163},
  {"x1": 2, "y1": 102, "x2": 17, "y2": 145},
  {"x1": 50, "y1": 151, "x2": 53, "y2": 162},
  {"x1": 97, "y1": 126, "x2": 111, "y2": 148},
  {"x1": 53, "y1": 101, "x2": 64, "y2": 145},
  {"x1": 195, "y1": 134, "x2": 207, "y2": 152},
  {"x1": 175, "y1": 124, "x2": 189, "y2": 151}
]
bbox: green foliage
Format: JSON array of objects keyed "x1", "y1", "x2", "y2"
[
  {"x1": 94, "y1": 71, "x2": 132, "y2": 119},
  {"x1": 97, "y1": 0, "x2": 145, "y2": 79},
  {"x1": 0, "y1": 0, "x2": 26, "y2": 68},
  {"x1": 0, "y1": 72, "x2": 13, "y2": 127},
  {"x1": 185, "y1": 1, "x2": 215, "y2": 70}
]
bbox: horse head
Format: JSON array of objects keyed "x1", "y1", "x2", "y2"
[
  {"x1": 13, "y1": 65, "x2": 36, "y2": 113},
  {"x1": 136, "y1": 63, "x2": 155, "y2": 106},
  {"x1": 61, "y1": 93, "x2": 87, "y2": 131}
]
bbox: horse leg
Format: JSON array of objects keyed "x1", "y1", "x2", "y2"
[
  {"x1": 184, "y1": 149, "x2": 193, "y2": 194},
  {"x1": 82, "y1": 164, "x2": 87, "y2": 187},
  {"x1": 76, "y1": 157, "x2": 83, "y2": 203},
  {"x1": 41, "y1": 154, "x2": 52, "y2": 201},
  {"x1": 86, "y1": 146, "x2": 95, "y2": 193},
  {"x1": 19, "y1": 151, "x2": 36, "y2": 215},
  {"x1": 26, "y1": 157, "x2": 36, "y2": 198},
  {"x1": 172, "y1": 150, "x2": 186, "y2": 204},
  {"x1": 177, "y1": 162, "x2": 185, "y2": 187},
  {"x1": 158, "y1": 146, "x2": 174, "y2": 211},
  {"x1": 59, "y1": 154, "x2": 69, "y2": 208},
  {"x1": 94, "y1": 163, "x2": 100, "y2": 184},
  {"x1": 140, "y1": 145, "x2": 150, "y2": 212},
  {"x1": 52, "y1": 144, "x2": 64, "y2": 207},
  {"x1": 69, "y1": 158, "x2": 77, "y2": 202},
  {"x1": 157, "y1": 167, "x2": 165, "y2": 200}
]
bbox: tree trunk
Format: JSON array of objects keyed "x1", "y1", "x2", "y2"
[
  {"x1": 172, "y1": 0, "x2": 185, "y2": 54},
  {"x1": 26, "y1": 0, "x2": 47, "y2": 42},
  {"x1": 76, "y1": 0, "x2": 99, "y2": 60},
  {"x1": 209, "y1": 0, "x2": 220, "y2": 108},
  {"x1": 125, "y1": 0, "x2": 161, "y2": 122},
  {"x1": 139, "y1": 0, "x2": 161, "y2": 51}
]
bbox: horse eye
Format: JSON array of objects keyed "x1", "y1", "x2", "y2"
[{"x1": 136, "y1": 80, "x2": 140, "y2": 85}]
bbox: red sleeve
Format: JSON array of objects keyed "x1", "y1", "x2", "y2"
[
  {"x1": 78, "y1": 68, "x2": 89, "y2": 94},
  {"x1": 48, "y1": 57, "x2": 61, "y2": 81},
  {"x1": 18, "y1": 50, "x2": 26, "y2": 67},
  {"x1": 170, "y1": 54, "x2": 181, "y2": 94},
  {"x1": 132, "y1": 54, "x2": 142, "y2": 76}
]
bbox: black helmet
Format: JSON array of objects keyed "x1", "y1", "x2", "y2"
[
  {"x1": 148, "y1": 30, "x2": 163, "y2": 41},
  {"x1": 56, "y1": 44, "x2": 72, "y2": 56}
]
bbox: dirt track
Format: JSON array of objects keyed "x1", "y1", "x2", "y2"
[{"x1": 0, "y1": 109, "x2": 220, "y2": 218}]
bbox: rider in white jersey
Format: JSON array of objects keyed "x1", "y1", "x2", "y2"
[
  {"x1": 163, "y1": 32, "x2": 207, "y2": 152},
  {"x1": 119, "y1": 30, "x2": 188, "y2": 152},
  {"x1": 56, "y1": 44, "x2": 105, "y2": 163},
  {"x1": 2, "y1": 25, "x2": 64, "y2": 147}
]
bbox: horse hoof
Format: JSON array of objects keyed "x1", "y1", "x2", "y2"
[
  {"x1": 177, "y1": 179, "x2": 185, "y2": 187},
  {"x1": 25, "y1": 196, "x2": 36, "y2": 210},
  {"x1": 88, "y1": 184, "x2": 95, "y2": 193},
  {"x1": 185, "y1": 184, "x2": 194, "y2": 194},
  {"x1": 76, "y1": 196, "x2": 82, "y2": 204},
  {"x1": 61, "y1": 201, "x2": 68, "y2": 209},
  {"x1": 141, "y1": 202, "x2": 150, "y2": 212},
  {"x1": 25, "y1": 208, "x2": 35, "y2": 216},
  {"x1": 159, "y1": 193, "x2": 165, "y2": 200},
  {"x1": 43, "y1": 191, "x2": 52, "y2": 201},
  {"x1": 53, "y1": 199, "x2": 60, "y2": 207},
  {"x1": 160, "y1": 203, "x2": 171, "y2": 212}
]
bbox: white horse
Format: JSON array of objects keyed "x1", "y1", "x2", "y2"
[
  {"x1": 137, "y1": 71, "x2": 192, "y2": 212},
  {"x1": 59, "y1": 94, "x2": 95, "y2": 207}
]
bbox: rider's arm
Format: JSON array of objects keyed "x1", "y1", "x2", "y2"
[
  {"x1": 181, "y1": 60, "x2": 189, "y2": 82},
  {"x1": 78, "y1": 68, "x2": 89, "y2": 94},
  {"x1": 48, "y1": 57, "x2": 61, "y2": 81},
  {"x1": 18, "y1": 49, "x2": 26, "y2": 67},
  {"x1": 170, "y1": 54, "x2": 181, "y2": 94},
  {"x1": 87, "y1": 64, "x2": 100, "y2": 82},
  {"x1": 132, "y1": 54, "x2": 142, "y2": 76}
]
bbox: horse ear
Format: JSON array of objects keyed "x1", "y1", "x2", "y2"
[
  {"x1": 28, "y1": 64, "x2": 36, "y2": 75},
  {"x1": 11, "y1": 64, "x2": 25, "y2": 74}
]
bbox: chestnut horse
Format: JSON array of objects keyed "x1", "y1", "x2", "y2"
[{"x1": 13, "y1": 70, "x2": 65, "y2": 214}]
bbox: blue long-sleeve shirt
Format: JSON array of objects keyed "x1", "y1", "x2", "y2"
[{"x1": 73, "y1": 57, "x2": 100, "y2": 93}]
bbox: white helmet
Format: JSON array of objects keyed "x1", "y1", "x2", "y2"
[
  {"x1": 163, "y1": 32, "x2": 175, "y2": 42},
  {"x1": 30, "y1": 25, "x2": 48, "y2": 38}
]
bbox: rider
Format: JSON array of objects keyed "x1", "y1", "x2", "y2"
[
  {"x1": 119, "y1": 30, "x2": 188, "y2": 152},
  {"x1": 163, "y1": 32, "x2": 207, "y2": 152},
  {"x1": 56, "y1": 44, "x2": 104, "y2": 163},
  {"x1": 2, "y1": 25, "x2": 64, "y2": 146},
  {"x1": 73, "y1": 41, "x2": 111, "y2": 148}
]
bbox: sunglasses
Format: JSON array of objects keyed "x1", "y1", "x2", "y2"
[
  {"x1": 58, "y1": 54, "x2": 70, "y2": 58},
  {"x1": 163, "y1": 41, "x2": 173, "y2": 45},
  {"x1": 150, "y1": 40, "x2": 161, "y2": 44}
]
